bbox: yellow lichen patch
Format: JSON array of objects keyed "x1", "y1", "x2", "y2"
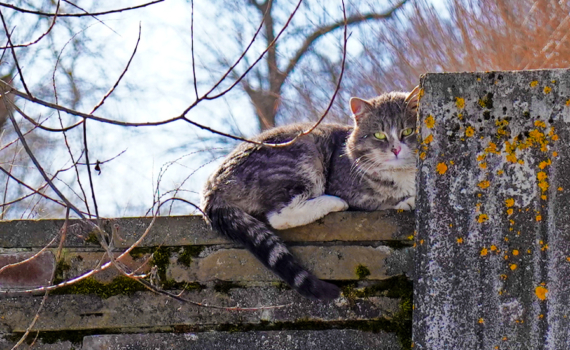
[
  {"x1": 478, "y1": 214, "x2": 489, "y2": 223},
  {"x1": 457, "y1": 237, "x2": 463, "y2": 244},
  {"x1": 478, "y1": 318, "x2": 484, "y2": 324},
  {"x1": 479, "y1": 162, "x2": 487, "y2": 169},
  {"x1": 541, "y1": 195, "x2": 547, "y2": 200},
  {"x1": 424, "y1": 134, "x2": 434, "y2": 144},
  {"x1": 504, "y1": 254, "x2": 509, "y2": 259},
  {"x1": 500, "y1": 274, "x2": 507, "y2": 280},
  {"x1": 535, "y1": 286, "x2": 548, "y2": 301},
  {"x1": 509, "y1": 220, "x2": 514, "y2": 225},
  {"x1": 544, "y1": 86, "x2": 552, "y2": 94},
  {"x1": 559, "y1": 187, "x2": 564, "y2": 191},
  {"x1": 497, "y1": 169, "x2": 504, "y2": 175},
  {"x1": 425, "y1": 115, "x2": 435, "y2": 129},
  {"x1": 534, "y1": 120, "x2": 546, "y2": 128},
  {"x1": 566, "y1": 99, "x2": 570, "y2": 106},
  {"x1": 455, "y1": 97, "x2": 465, "y2": 109},
  {"x1": 481, "y1": 247, "x2": 488, "y2": 256},
  {"x1": 536, "y1": 215, "x2": 542, "y2": 222},
  {"x1": 553, "y1": 151, "x2": 558, "y2": 157},
  {"x1": 419, "y1": 152, "x2": 426, "y2": 160},
  {"x1": 552, "y1": 134, "x2": 559, "y2": 141},
  {"x1": 513, "y1": 250, "x2": 519, "y2": 256},
  {"x1": 538, "y1": 160, "x2": 551, "y2": 169},
  {"x1": 530, "y1": 81, "x2": 539, "y2": 87},
  {"x1": 420, "y1": 239, "x2": 424, "y2": 245},
  {"x1": 541, "y1": 244, "x2": 549, "y2": 251},
  {"x1": 537, "y1": 172, "x2": 547, "y2": 181},
  {"x1": 436, "y1": 162, "x2": 448, "y2": 175},
  {"x1": 510, "y1": 264, "x2": 517, "y2": 271},
  {"x1": 450, "y1": 160, "x2": 455, "y2": 165},
  {"x1": 506, "y1": 154, "x2": 517, "y2": 163},
  {"x1": 552, "y1": 80, "x2": 557, "y2": 84},
  {"x1": 477, "y1": 154, "x2": 486, "y2": 161},
  {"x1": 490, "y1": 245, "x2": 498, "y2": 252},
  {"x1": 505, "y1": 198, "x2": 515, "y2": 207},
  {"x1": 485, "y1": 142, "x2": 499, "y2": 154},
  {"x1": 538, "y1": 181, "x2": 549, "y2": 192},
  {"x1": 507, "y1": 208, "x2": 514, "y2": 216},
  {"x1": 465, "y1": 126, "x2": 475, "y2": 137},
  {"x1": 566, "y1": 257, "x2": 570, "y2": 262},
  {"x1": 478, "y1": 180, "x2": 491, "y2": 189},
  {"x1": 496, "y1": 119, "x2": 509, "y2": 127}
]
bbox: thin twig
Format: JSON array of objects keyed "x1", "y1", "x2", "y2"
[
  {"x1": 0, "y1": 9, "x2": 32, "y2": 96},
  {"x1": 0, "y1": 0, "x2": 164, "y2": 17},
  {"x1": 0, "y1": 0, "x2": 60, "y2": 49}
]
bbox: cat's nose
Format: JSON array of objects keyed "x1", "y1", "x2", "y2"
[{"x1": 392, "y1": 147, "x2": 401, "y2": 156}]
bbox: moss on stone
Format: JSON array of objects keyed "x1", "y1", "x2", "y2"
[
  {"x1": 161, "y1": 280, "x2": 205, "y2": 291},
  {"x1": 53, "y1": 259, "x2": 71, "y2": 284},
  {"x1": 51, "y1": 276, "x2": 146, "y2": 299},
  {"x1": 85, "y1": 231, "x2": 99, "y2": 245},
  {"x1": 355, "y1": 264, "x2": 371, "y2": 279},
  {"x1": 177, "y1": 245, "x2": 204, "y2": 267}
]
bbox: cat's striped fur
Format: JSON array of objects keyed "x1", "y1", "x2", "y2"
[{"x1": 201, "y1": 89, "x2": 419, "y2": 300}]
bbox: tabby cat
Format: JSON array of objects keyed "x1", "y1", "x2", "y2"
[{"x1": 201, "y1": 89, "x2": 419, "y2": 300}]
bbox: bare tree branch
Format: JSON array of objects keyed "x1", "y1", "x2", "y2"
[{"x1": 0, "y1": 0, "x2": 164, "y2": 17}]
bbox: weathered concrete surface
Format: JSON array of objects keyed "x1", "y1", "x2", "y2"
[
  {"x1": 415, "y1": 69, "x2": 570, "y2": 349},
  {"x1": 1, "y1": 288, "x2": 399, "y2": 332},
  {"x1": 38, "y1": 245, "x2": 410, "y2": 285},
  {"x1": 0, "y1": 251, "x2": 54, "y2": 288},
  {"x1": 0, "y1": 211, "x2": 414, "y2": 248},
  {"x1": 81, "y1": 330, "x2": 401, "y2": 350}
]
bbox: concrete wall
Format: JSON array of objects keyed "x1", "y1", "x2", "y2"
[
  {"x1": 415, "y1": 69, "x2": 570, "y2": 349},
  {"x1": 0, "y1": 211, "x2": 414, "y2": 349}
]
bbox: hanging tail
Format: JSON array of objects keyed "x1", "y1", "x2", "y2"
[{"x1": 205, "y1": 205, "x2": 340, "y2": 300}]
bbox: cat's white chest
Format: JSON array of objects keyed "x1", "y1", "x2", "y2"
[{"x1": 391, "y1": 170, "x2": 416, "y2": 195}]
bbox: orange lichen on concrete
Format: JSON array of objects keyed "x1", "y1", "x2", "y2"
[
  {"x1": 485, "y1": 142, "x2": 500, "y2": 154},
  {"x1": 544, "y1": 86, "x2": 552, "y2": 94},
  {"x1": 425, "y1": 115, "x2": 435, "y2": 128},
  {"x1": 530, "y1": 81, "x2": 539, "y2": 87},
  {"x1": 478, "y1": 180, "x2": 491, "y2": 189},
  {"x1": 537, "y1": 172, "x2": 547, "y2": 181},
  {"x1": 465, "y1": 126, "x2": 475, "y2": 137},
  {"x1": 505, "y1": 198, "x2": 515, "y2": 207},
  {"x1": 566, "y1": 99, "x2": 570, "y2": 106},
  {"x1": 419, "y1": 152, "x2": 426, "y2": 160},
  {"x1": 510, "y1": 264, "x2": 517, "y2": 271},
  {"x1": 513, "y1": 250, "x2": 519, "y2": 256},
  {"x1": 481, "y1": 247, "x2": 488, "y2": 256},
  {"x1": 539, "y1": 160, "x2": 551, "y2": 169},
  {"x1": 535, "y1": 286, "x2": 548, "y2": 301},
  {"x1": 424, "y1": 134, "x2": 434, "y2": 144},
  {"x1": 553, "y1": 151, "x2": 558, "y2": 157},
  {"x1": 455, "y1": 97, "x2": 465, "y2": 109},
  {"x1": 436, "y1": 162, "x2": 448, "y2": 175},
  {"x1": 538, "y1": 181, "x2": 549, "y2": 192},
  {"x1": 456, "y1": 237, "x2": 463, "y2": 244},
  {"x1": 559, "y1": 187, "x2": 564, "y2": 191},
  {"x1": 479, "y1": 162, "x2": 487, "y2": 169},
  {"x1": 534, "y1": 120, "x2": 547, "y2": 128},
  {"x1": 478, "y1": 214, "x2": 489, "y2": 223},
  {"x1": 479, "y1": 318, "x2": 484, "y2": 324}
]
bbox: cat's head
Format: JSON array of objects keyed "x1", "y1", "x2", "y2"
[{"x1": 346, "y1": 88, "x2": 419, "y2": 170}]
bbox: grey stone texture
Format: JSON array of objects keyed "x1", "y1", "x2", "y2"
[
  {"x1": 82, "y1": 330, "x2": 401, "y2": 350},
  {"x1": 415, "y1": 69, "x2": 570, "y2": 349},
  {"x1": 0, "y1": 211, "x2": 412, "y2": 349}
]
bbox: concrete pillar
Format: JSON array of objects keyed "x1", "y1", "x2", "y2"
[{"x1": 414, "y1": 69, "x2": 570, "y2": 349}]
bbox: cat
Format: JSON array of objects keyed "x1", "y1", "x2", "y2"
[{"x1": 201, "y1": 88, "x2": 419, "y2": 300}]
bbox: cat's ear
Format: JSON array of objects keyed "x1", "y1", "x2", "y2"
[
  {"x1": 350, "y1": 97, "x2": 372, "y2": 122},
  {"x1": 405, "y1": 86, "x2": 420, "y2": 115}
]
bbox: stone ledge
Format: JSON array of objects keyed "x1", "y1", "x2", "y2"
[
  {"x1": 0, "y1": 211, "x2": 414, "y2": 248},
  {"x1": 1, "y1": 287, "x2": 400, "y2": 332},
  {"x1": 81, "y1": 330, "x2": 401, "y2": 350}
]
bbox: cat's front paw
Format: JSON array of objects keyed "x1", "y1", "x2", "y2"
[{"x1": 394, "y1": 196, "x2": 415, "y2": 210}]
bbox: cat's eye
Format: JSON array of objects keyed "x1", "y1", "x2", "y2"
[
  {"x1": 401, "y1": 128, "x2": 414, "y2": 137},
  {"x1": 373, "y1": 132, "x2": 387, "y2": 140}
]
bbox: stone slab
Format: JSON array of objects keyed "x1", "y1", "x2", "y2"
[
  {"x1": 0, "y1": 287, "x2": 399, "y2": 332},
  {"x1": 31, "y1": 245, "x2": 411, "y2": 285},
  {"x1": 0, "y1": 211, "x2": 414, "y2": 248},
  {"x1": 82, "y1": 330, "x2": 401, "y2": 350},
  {"x1": 0, "y1": 251, "x2": 55, "y2": 288},
  {"x1": 414, "y1": 69, "x2": 570, "y2": 349}
]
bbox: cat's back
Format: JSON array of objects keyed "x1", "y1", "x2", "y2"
[{"x1": 203, "y1": 122, "x2": 351, "y2": 210}]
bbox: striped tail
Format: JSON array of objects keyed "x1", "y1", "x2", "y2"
[{"x1": 205, "y1": 205, "x2": 340, "y2": 300}]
